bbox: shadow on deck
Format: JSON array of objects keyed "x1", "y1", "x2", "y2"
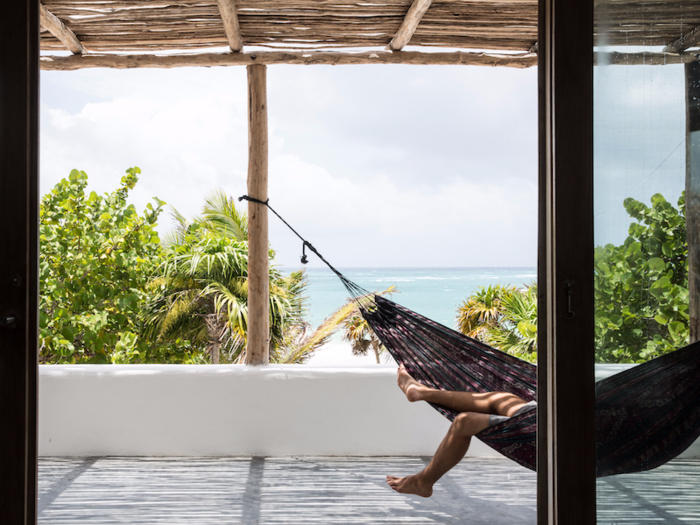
[{"x1": 38, "y1": 457, "x2": 699, "y2": 524}]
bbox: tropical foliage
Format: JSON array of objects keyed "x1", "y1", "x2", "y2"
[
  {"x1": 39, "y1": 171, "x2": 346, "y2": 365},
  {"x1": 456, "y1": 193, "x2": 690, "y2": 365},
  {"x1": 143, "y1": 189, "x2": 311, "y2": 364},
  {"x1": 339, "y1": 286, "x2": 397, "y2": 363},
  {"x1": 456, "y1": 284, "x2": 517, "y2": 339},
  {"x1": 483, "y1": 284, "x2": 538, "y2": 358},
  {"x1": 456, "y1": 284, "x2": 538, "y2": 363},
  {"x1": 39, "y1": 168, "x2": 176, "y2": 364},
  {"x1": 594, "y1": 193, "x2": 689, "y2": 363}
]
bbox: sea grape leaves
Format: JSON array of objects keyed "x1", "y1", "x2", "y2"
[{"x1": 594, "y1": 193, "x2": 689, "y2": 363}]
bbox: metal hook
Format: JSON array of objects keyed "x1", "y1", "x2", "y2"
[{"x1": 300, "y1": 242, "x2": 308, "y2": 264}]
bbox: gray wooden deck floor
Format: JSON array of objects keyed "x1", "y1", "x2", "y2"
[{"x1": 38, "y1": 457, "x2": 699, "y2": 524}]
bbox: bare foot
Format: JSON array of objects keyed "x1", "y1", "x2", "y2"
[
  {"x1": 386, "y1": 474, "x2": 433, "y2": 497},
  {"x1": 397, "y1": 365, "x2": 430, "y2": 402}
]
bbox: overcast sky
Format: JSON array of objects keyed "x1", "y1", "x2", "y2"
[
  {"x1": 40, "y1": 64, "x2": 539, "y2": 269},
  {"x1": 594, "y1": 61, "x2": 686, "y2": 246}
]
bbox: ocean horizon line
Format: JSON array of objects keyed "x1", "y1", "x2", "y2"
[{"x1": 278, "y1": 265, "x2": 537, "y2": 271}]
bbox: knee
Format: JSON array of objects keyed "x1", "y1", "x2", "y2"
[{"x1": 452, "y1": 412, "x2": 477, "y2": 435}]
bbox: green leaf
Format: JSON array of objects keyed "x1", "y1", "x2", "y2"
[
  {"x1": 647, "y1": 258, "x2": 666, "y2": 272},
  {"x1": 653, "y1": 314, "x2": 668, "y2": 325}
]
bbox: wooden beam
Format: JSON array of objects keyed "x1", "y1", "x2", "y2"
[
  {"x1": 215, "y1": 0, "x2": 243, "y2": 52},
  {"x1": 599, "y1": 51, "x2": 700, "y2": 66},
  {"x1": 664, "y1": 25, "x2": 700, "y2": 54},
  {"x1": 245, "y1": 64, "x2": 269, "y2": 366},
  {"x1": 39, "y1": 50, "x2": 537, "y2": 70},
  {"x1": 39, "y1": 3, "x2": 85, "y2": 55},
  {"x1": 388, "y1": 0, "x2": 432, "y2": 51},
  {"x1": 39, "y1": 49, "x2": 699, "y2": 71}
]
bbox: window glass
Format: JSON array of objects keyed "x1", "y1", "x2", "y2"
[{"x1": 594, "y1": 3, "x2": 700, "y2": 522}]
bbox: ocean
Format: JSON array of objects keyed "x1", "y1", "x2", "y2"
[{"x1": 293, "y1": 267, "x2": 537, "y2": 331}]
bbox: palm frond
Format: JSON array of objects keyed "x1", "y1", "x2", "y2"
[{"x1": 199, "y1": 189, "x2": 248, "y2": 241}]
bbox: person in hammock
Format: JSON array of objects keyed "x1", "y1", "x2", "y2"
[{"x1": 386, "y1": 365, "x2": 536, "y2": 498}]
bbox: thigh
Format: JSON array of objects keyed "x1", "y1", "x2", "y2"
[
  {"x1": 469, "y1": 391, "x2": 529, "y2": 416},
  {"x1": 425, "y1": 389, "x2": 528, "y2": 416}
]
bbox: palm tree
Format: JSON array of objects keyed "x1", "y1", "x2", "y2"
[
  {"x1": 340, "y1": 286, "x2": 397, "y2": 364},
  {"x1": 342, "y1": 313, "x2": 384, "y2": 363},
  {"x1": 456, "y1": 284, "x2": 517, "y2": 338},
  {"x1": 143, "y1": 190, "x2": 304, "y2": 364},
  {"x1": 456, "y1": 283, "x2": 538, "y2": 362},
  {"x1": 143, "y1": 235, "x2": 249, "y2": 363},
  {"x1": 269, "y1": 286, "x2": 397, "y2": 364},
  {"x1": 483, "y1": 283, "x2": 538, "y2": 361},
  {"x1": 272, "y1": 300, "x2": 357, "y2": 364}
]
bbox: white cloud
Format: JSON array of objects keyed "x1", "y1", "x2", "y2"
[{"x1": 40, "y1": 64, "x2": 538, "y2": 268}]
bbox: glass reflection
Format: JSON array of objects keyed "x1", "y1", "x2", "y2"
[{"x1": 594, "y1": 3, "x2": 700, "y2": 523}]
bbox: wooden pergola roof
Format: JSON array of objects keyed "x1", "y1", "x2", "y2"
[{"x1": 38, "y1": 0, "x2": 700, "y2": 70}]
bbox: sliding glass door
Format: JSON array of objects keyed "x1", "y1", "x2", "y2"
[{"x1": 594, "y1": 2, "x2": 700, "y2": 522}]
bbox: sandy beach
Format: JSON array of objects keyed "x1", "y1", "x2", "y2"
[{"x1": 305, "y1": 340, "x2": 398, "y2": 367}]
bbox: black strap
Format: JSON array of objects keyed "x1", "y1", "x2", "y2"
[{"x1": 238, "y1": 195, "x2": 351, "y2": 286}]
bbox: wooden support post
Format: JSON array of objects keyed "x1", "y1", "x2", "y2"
[
  {"x1": 685, "y1": 61, "x2": 700, "y2": 343},
  {"x1": 245, "y1": 64, "x2": 269, "y2": 365}
]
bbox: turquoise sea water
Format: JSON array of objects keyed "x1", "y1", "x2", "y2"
[{"x1": 288, "y1": 267, "x2": 537, "y2": 331}]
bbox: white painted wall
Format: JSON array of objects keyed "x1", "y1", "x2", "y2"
[
  {"x1": 39, "y1": 364, "x2": 700, "y2": 459},
  {"x1": 39, "y1": 365, "x2": 457, "y2": 457}
]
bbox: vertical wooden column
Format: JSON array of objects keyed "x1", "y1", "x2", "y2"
[
  {"x1": 538, "y1": 0, "x2": 596, "y2": 521},
  {"x1": 685, "y1": 61, "x2": 700, "y2": 343},
  {"x1": 0, "y1": 0, "x2": 40, "y2": 523},
  {"x1": 245, "y1": 64, "x2": 270, "y2": 365}
]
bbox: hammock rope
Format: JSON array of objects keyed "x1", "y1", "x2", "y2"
[{"x1": 242, "y1": 195, "x2": 700, "y2": 477}]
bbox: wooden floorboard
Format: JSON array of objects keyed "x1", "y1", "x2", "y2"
[{"x1": 37, "y1": 457, "x2": 699, "y2": 524}]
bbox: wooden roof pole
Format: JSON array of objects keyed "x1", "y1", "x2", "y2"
[
  {"x1": 388, "y1": 0, "x2": 432, "y2": 51},
  {"x1": 245, "y1": 64, "x2": 269, "y2": 365},
  {"x1": 664, "y1": 25, "x2": 700, "y2": 54},
  {"x1": 216, "y1": 0, "x2": 243, "y2": 52},
  {"x1": 39, "y1": 50, "x2": 538, "y2": 70},
  {"x1": 39, "y1": 3, "x2": 85, "y2": 55}
]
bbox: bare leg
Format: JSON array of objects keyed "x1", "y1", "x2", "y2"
[
  {"x1": 387, "y1": 366, "x2": 529, "y2": 497},
  {"x1": 386, "y1": 411, "x2": 490, "y2": 497},
  {"x1": 397, "y1": 364, "x2": 527, "y2": 416}
]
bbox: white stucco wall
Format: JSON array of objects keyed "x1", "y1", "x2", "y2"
[
  {"x1": 39, "y1": 364, "x2": 700, "y2": 458},
  {"x1": 39, "y1": 365, "x2": 459, "y2": 457}
]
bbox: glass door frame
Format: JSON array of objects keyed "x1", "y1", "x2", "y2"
[
  {"x1": 538, "y1": 0, "x2": 597, "y2": 523},
  {"x1": 0, "y1": 1, "x2": 40, "y2": 524}
]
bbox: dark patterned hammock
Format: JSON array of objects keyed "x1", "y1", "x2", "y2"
[
  {"x1": 356, "y1": 290, "x2": 700, "y2": 478},
  {"x1": 245, "y1": 195, "x2": 700, "y2": 478}
]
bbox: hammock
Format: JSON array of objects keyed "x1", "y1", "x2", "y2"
[
  {"x1": 241, "y1": 195, "x2": 700, "y2": 478},
  {"x1": 359, "y1": 292, "x2": 700, "y2": 478}
]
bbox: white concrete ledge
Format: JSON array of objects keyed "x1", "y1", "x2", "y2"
[
  {"x1": 39, "y1": 364, "x2": 458, "y2": 457},
  {"x1": 39, "y1": 364, "x2": 700, "y2": 459}
]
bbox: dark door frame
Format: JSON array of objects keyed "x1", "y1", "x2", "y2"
[
  {"x1": 4, "y1": 0, "x2": 599, "y2": 522},
  {"x1": 0, "y1": 1, "x2": 40, "y2": 524},
  {"x1": 537, "y1": 0, "x2": 597, "y2": 523}
]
